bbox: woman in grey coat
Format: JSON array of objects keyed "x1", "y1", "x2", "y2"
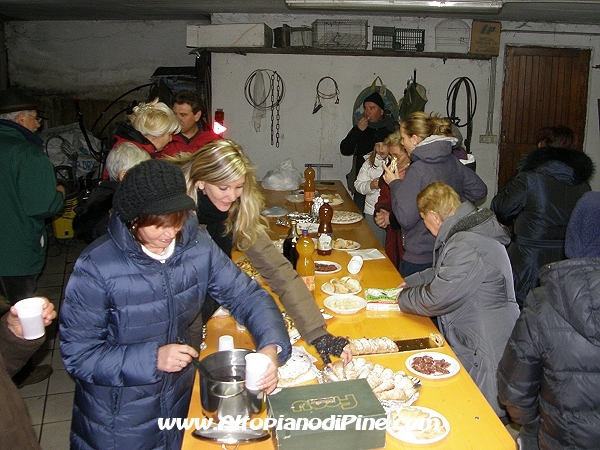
[{"x1": 398, "y1": 182, "x2": 520, "y2": 420}]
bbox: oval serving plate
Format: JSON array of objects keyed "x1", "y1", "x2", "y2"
[
  {"x1": 285, "y1": 193, "x2": 304, "y2": 203},
  {"x1": 324, "y1": 294, "x2": 367, "y2": 315},
  {"x1": 332, "y1": 239, "x2": 361, "y2": 251},
  {"x1": 331, "y1": 211, "x2": 364, "y2": 225},
  {"x1": 405, "y1": 352, "x2": 460, "y2": 379},
  {"x1": 321, "y1": 279, "x2": 362, "y2": 296},
  {"x1": 387, "y1": 406, "x2": 450, "y2": 445},
  {"x1": 314, "y1": 260, "x2": 342, "y2": 275}
]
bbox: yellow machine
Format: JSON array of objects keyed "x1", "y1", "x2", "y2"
[{"x1": 52, "y1": 165, "x2": 78, "y2": 239}]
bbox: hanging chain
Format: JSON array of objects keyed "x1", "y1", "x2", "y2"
[
  {"x1": 275, "y1": 72, "x2": 281, "y2": 147},
  {"x1": 270, "y1": 74, "x2": 275, "y2": 146},
  {"x1": 245, "y1": 69, "x2": 285, "y2": 147}
]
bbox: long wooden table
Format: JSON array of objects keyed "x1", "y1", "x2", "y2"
[{"x1": 182, "y1": 181, "x2": 515, "y2": 450}]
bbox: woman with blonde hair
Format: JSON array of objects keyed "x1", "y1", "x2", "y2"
[
  {"x1": 112, "y1": 98, "x2": 181, "y2": 158},
  {"x1": 384, "y1": 112, "x2": 487, "y2": 277},
  {"x1": 170, "y1": 139, "x2": 351, "y2": 366},
  {"x1": 398, "y1": 181, "x2": 519, "y2": 422}
]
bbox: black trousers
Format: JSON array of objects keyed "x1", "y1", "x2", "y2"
[{"x1": 0, "y1": 275, "x2": 38, "y2": 307}]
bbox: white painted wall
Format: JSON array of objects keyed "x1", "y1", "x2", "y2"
[{"x1": 4, "y1": 15, "x2": 600, "y2": 200}]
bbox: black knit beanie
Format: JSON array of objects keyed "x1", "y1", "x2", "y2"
[
  {"x1": 363, "y1": 91, "x2": 385, "y2": 111},
  {"x1": 113, "y1": 159, "x2": 195, "y2": 222}
]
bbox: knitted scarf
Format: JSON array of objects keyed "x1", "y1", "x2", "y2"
[{"x1": 195, "y1": 189, "x2": 233, "y2": 256}]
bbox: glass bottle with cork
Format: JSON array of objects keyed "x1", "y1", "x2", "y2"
[
  {"x1": 303, "y1": 165, "x2": 315, "y2": 213},
  {"x1": 296, "y1": 229, "x2": 315, "y2": 292},
  {"x1": 283, "y1": 220, "x2": 300, "y2": 268},
  {"x1": 317, "y1": 199, "x2": 333, "y2": 255}
]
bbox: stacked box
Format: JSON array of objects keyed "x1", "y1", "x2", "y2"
[{"x1": 267, "y1": 379, "x2": 386, "y2": 450}]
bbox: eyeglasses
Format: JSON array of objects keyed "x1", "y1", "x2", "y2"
[{"x1": 31, "y1": 116, "x2": 43, "y2": 124}]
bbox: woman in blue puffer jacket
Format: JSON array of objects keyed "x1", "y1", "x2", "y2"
[{"x1": 59, "y1": 160, "x2": 291, "y2": 450}]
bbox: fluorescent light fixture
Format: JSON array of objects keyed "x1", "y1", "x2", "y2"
[{"x1": 285, "y1": 0, "x2": 503, "y2": 14}]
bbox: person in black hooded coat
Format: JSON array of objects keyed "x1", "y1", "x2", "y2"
[
  {"x1": 340, "y1": 91, "x2": 397, "y2": 212},
  {"x1": 498, "y1": 191, "x2": 600, "y2": 450},
  {"x1": 490, "y1": 143, "x2": 594, "y2": 308}
]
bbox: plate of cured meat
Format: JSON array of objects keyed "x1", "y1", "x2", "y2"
[{"x1": 405, "y1": 352, "x2": 460, "y2": 379}]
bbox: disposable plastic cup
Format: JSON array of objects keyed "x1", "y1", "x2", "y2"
[
  {"x1": 218, "y1": 335, "x2": 235, "y2": 351},
  {"x1": 244, "y1": 352, "x2": 271, "y2": 391},
  {"x1": 347, "y1": 255, "x2": 364, "y2": 274},
  {"x1": 14, "y1": 297, "x2": 46, "y2": 340}
]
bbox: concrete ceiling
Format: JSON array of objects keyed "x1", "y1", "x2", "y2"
[{"x1": 0, "y1": 0, "x2": 600, "y2": 25}]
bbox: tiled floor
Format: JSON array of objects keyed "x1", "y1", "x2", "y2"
[{"x1": 17, "y1": 235, "x2": 87, "y2": 450}]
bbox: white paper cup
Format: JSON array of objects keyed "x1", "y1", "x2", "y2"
[
  {"x1": 244, "y1": 352, "x2": 271, "y2": 391},
  {"x1": 347, "y1": 255, "x2": 364, "y2": 274},
  {"x1": 218, "y1": 335, "x2": 235, "y2": 351},
  {"x1": 14, "y1": 297, "x2": 46, "y2": 340}
]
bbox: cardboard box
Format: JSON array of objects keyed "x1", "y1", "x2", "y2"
[
  {"x1": 365, "y1": 288, "x2": 401, "y2": 311},
  {"x1": 470, "y1": 21, "x2": 501, "y2": 56},
  {"x1": 186, "y1": 23, "x2": 273, "y2": 48},
  {"x1": 267, "y1": 379, "x2": 386, "y2": 450}
]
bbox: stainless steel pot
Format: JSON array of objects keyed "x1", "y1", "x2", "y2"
[{"x1": 198, "y1": 349, "x2": 264, "y2": 422}]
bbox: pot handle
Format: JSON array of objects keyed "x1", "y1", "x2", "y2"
[{"x1": 210, "y1": 384, "x2": 244, "y2": 399}]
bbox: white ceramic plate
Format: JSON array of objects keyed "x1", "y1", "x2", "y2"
[
  {"x1": 405, "y1": 352, "x2": 460, "y2": 379},
  {"x1": 320, "y1": 193, "x2": 344, "y2": 206},
  {"x1": 324, "y1": 295, "x2": 367, "y2": 315},
  {"x1": 314, "y1": 260, "x2": 342, "y2": 275},
  {"x1": 285, "y1": 193, "x2": 304, "y2": 203},
  {"x1": 331, "y1": 211, "x2": 363, "y2": 224},
  {"x1": 261, "y1": 206, "x2": 288, "y2": 217},
  {"x1": 321, "y1": 279, "x2": 362, "y2": 296},
  {"x1": 332, "y1": 239, "x2": 361, "y2": 251},
  {"x1": 387, "y1": 406, "x2": 450, "y2": 445}
]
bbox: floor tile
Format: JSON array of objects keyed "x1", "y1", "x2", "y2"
[
  {"x1": 40, "y1": 420, "x2": 71, "y2": 450},
  {"x1": 18, "y1": 377, "x2": 49, "y2": 398},
  {"x1": 33, "y1": 424, "x2": 41, "y2": 440},
  {"x1": 47, "y1": 369, "x2": 75, "y2": 395},
  {"x1": 43, "y1": 392, "x2": 74, "y2": 423},
  {"x1": 23, "y1": 395, "x2": 46, "y2": 426},
  {"x1": 37, "y1": 272, "x2": 65, "y2": 288},
  {"x1": 51, "y1": 349, "x2": 67, "y2": 371}
]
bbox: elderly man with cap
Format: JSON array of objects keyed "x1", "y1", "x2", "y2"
[
  {"x1": 59, "y1": 159, "x2": 291, "y2": 450},
  {"x1": 340, "y1": 91, "x2": 398, "y2": 212},
  {"x1": 0, "y1": 88, "x2": 65, "y2": 386},
  {"x1": 498, "y1": 191, "x2": 600, "y2": 450}
]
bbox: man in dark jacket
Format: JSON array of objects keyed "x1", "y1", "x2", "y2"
[
  {"x1": 498, "y1": 191, "x2": 600, "y2": 450},
  {"x1": 0, "y1": 89, "x2": 65, "y2": 386},
  {"x1": 491, "y1": 139, "x2": 594, "y2": 308},
  {"x1": 340, "y1": 91, "x2": 397, "y2": 212}
]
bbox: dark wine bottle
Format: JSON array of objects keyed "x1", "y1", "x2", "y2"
[{"x1": 283, "y1": 220, "x2": 299, "y2": 268}]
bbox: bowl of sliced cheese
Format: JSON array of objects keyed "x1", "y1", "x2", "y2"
[{"x1": 324, "y1": 294, "x2": 367, "y2": 315}]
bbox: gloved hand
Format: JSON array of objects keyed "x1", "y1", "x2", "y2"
[{"x1": 311, "y1": 333, "x2": 350, "y2": 365}]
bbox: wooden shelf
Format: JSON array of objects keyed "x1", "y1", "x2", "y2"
[{"x1": 191, "y1": 46, "x2": 493, "y2": 60}]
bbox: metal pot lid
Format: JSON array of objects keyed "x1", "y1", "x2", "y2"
[{"x1": 192, "y1": 425, "x2": 270, "y2": 445}]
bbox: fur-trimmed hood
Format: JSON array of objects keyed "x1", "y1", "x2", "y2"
[{"x1": 519, "y1": 146, "x2": 594, "y2": 185}]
